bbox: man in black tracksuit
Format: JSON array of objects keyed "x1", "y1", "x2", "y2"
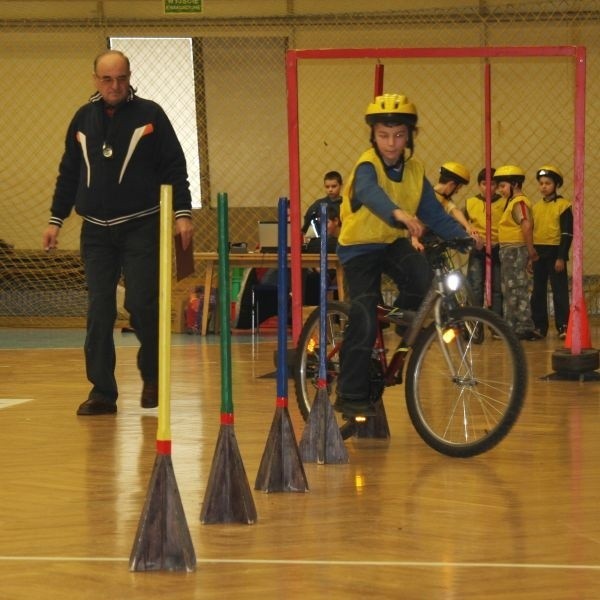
[{"x1": 42, "y1": 49, "x2": 193, "y2": 415}]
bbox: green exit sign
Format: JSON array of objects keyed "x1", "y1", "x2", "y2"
[{"x1": 165, "y1": 0, "x2": 203, "y2": 13}]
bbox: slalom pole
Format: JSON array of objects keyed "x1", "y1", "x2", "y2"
[
  {"x1": 255, "y1": 197, "x2": 308, "y2": 492},
  {"x1": 200, "y1": 192, "x2": 257, "y2": 523},
  {"x1": 299, "y1": 201, "x2": 348, "y2": 464},
  {"x1": 483, "y1": 61, "x2": 493, "y2": 309},
  {"x1": 129, "y1": 185, "x2": 196, "y2": 572},
  {"x1": 374, "y1": 61, "x2": 384, "y2": 97},
  {"x1": 277, "y1": 197, "x2": 290, "y2": 408}
]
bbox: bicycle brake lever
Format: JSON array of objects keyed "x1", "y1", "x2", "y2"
[{"x1": 453, "y1": 237, "x2": 474, "y2": 253}]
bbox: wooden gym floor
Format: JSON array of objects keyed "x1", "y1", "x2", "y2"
[{"x1": 1, "y1": 323, "x2": 600, "y2": 599}]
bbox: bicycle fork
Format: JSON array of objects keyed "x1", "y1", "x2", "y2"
[{"x1": 432, "y1": 297, "x2": 472, "y2": 381}]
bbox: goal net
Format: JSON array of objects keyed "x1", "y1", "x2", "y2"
[{"x1": 285, "y1": 46, "x2": 587, "y2": 350}]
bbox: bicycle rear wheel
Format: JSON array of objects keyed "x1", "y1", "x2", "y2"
[{"x1": 405, "y1": 306, "x2": 526, "y2": 457}]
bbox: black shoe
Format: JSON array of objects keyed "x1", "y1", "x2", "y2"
[
  {"x1": 77, "y1": 393, "x2": 117, "y2": 416},
  {"x1": 141, "y1": 381, "x2": 158, "y2": 409},
  {"x1": 558, "y1": 326, "x2": 567, "y2": 340},
  {"x1": 517, "y1": 329, "x2": 544, "y2": 341},
  {"x1": 333, "y1": 396, "x2": 378, "y2": 417}
]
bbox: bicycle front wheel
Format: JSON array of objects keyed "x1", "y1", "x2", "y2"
[{"x1": 405, "y1": 307, "x2": 526, "y2": 457}]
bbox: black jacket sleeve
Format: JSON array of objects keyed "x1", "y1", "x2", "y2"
[{"x1": 558, "y1": 206, "x2": 573, "y2": 261}]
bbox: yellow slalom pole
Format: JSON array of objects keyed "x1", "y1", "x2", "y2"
[
  {"x1": 129, "y1": 184, "x2": 196, "y2": 572},
  {"x1": 157, "y1": 184, "x2": 172, "y2": 451}
]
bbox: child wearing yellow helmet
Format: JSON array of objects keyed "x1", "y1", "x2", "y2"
[
  {"x1": 334, "y1": 93, "x2": 474, "y2": 417},
  {"x1": 411, "y1": 161, "x2": 479, "y2": 252},
  {"x1": 464, "y1": 167, "x2": 504, "y2": 316},
  {"x1": 434, "y1": 162, "x2": 478, "y2": 233},
  {"x1": 494, "y1": 165, "x2": 543, "y2": 341},
  {"x1": 530, "y1": 166, "x2": 573, "y2": 339}
]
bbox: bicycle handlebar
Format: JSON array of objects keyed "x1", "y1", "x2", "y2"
[{"x1": 424, "y1": 237, "x2": 474, "y2": 254}]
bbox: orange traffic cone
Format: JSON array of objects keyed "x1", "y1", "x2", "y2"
[{"x1": 564, "y1": 299, "x2": 592, "y2": 350}]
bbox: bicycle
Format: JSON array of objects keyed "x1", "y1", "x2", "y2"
[{"x1": 294, "y1": 238, "x2": 527, "y2": 457}]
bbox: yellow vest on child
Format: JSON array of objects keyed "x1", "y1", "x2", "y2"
[
  {"x1": 532, "y1": 196, "x2": 572, "y2": 245},
  {"x1": 339, "y1": 148, "x2": 423, "y2": 246},
  {"x1": 465, "y1": 195, "x2": 504, "y2": 244},
  {"x1": 498, "y1": 194, "x2": 532, "y2": 244}
]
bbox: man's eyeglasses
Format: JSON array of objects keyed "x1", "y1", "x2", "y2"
[{"x1": 95, "y1": 74, "x2": 130, "y2": 85}]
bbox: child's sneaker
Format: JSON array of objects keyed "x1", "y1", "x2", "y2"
[{"x1": 518, "y1": 329, "x2": 544, "y2": 341}]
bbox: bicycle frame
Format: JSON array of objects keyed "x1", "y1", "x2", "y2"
[{"x1": 375, "y1": 259, "x2": 466, "y2": 387}]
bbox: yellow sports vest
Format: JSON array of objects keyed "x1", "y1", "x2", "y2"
[
  {"x1": 498, "y1": 194, "x2": 532, "y2": 244},
  {"x1": 532, "y1": 196, "x2": 572, "y2": 245},
  {"x1": 465, "y1": 195, "x2": 504, "y2": 244},
  {"x1": 339, "y1": 148, "x2": 424, "y2": 246}
]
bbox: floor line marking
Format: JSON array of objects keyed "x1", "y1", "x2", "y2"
[
  {"x1": 0, "y1": 556, "x2": 599, "y2": 571},
  {"x1": 0, "y1": 398, "x2": 34, "y2": 409}
]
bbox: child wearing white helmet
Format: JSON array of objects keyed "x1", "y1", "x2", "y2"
[{"x1": 531, "y1": 166, "x2": 573, "y2": 339}]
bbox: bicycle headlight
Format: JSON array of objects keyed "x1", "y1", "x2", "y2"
[
  {"x1": 444, "y1": 271, "x2": 462, "y2": 292},
  {"x1": 442, "y1": 327, "x2": 457, "y2": 343}
]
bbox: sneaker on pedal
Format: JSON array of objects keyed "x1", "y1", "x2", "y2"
[{"x1": 333, "y1": 396, "x2": 378, "y2": 418}]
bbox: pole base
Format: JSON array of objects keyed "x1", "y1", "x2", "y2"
[
  {"x1": 255, "y1": 405, "x2": 309, "y2": 492},
  {"x1": 352, "y1": 401, "x2": 391, "y2": 439},
  {"x1": 201, "y1": 424, "x2": 257, "y2": 524},
  {"x1": 299, "y1": 387, "x2": 349, "y2": 464},
  {"x1": 541, "y1": 348, "x2": 600, "y2": 382},
  {"x1": 129, "y1": 454, "x2": 196, "y2": 572},
  {"x1": 541, "y1": 370, "x2": 600, "y2": 382}
]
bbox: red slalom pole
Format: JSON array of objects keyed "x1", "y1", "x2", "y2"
[{"x1": 374, "y1": 62, "x2": 384, "y2": 96}]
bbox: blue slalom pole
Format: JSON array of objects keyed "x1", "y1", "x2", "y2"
[
  {"x1": 254, "y1": 195, "x2": 308, "y2": 491},
  {"x1": 318, "y1": 201, "x2": 328, "y2": 384},
  {"x1": 276, "y1": 197, "x2": 289, "y2": 404}
]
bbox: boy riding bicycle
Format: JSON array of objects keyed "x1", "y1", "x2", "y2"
[{"x1": 334, "y1": 93, "x2": 474, "y2": 418}]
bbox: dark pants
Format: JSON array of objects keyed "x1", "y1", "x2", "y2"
[
  {"x1": 80, "y1": 215, "x2": 159, "y2": 401},
  {"x1": 337, "y1": 238, "x2": 431, "y2": 401},
  {"x1": 531, "y1": 245, "x2": 570, "y2": 335},
  {"x1": 467, "y1": 245, "x2": 503, "y2": 316}
]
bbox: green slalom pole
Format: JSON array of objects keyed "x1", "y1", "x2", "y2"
[
  {"x1": 217, "y1": 192, "x2": 233, "y2": 422},
  {"x1": 200, "y1": 191, "x2": 257, "y2": 524}
]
